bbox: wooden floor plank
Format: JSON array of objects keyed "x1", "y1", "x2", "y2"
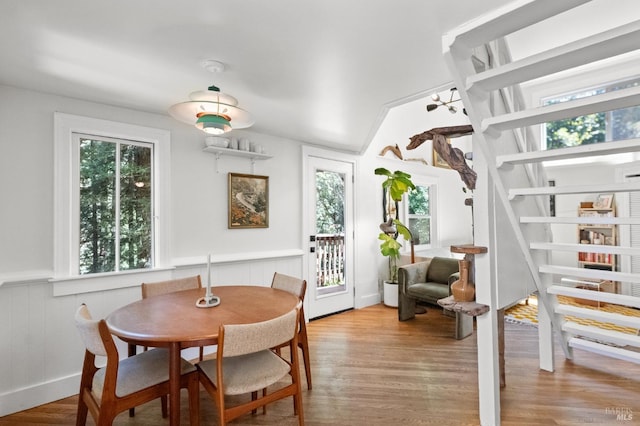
[{"x1": 0, "y1": 303, "x2": 638, "y2": 425}]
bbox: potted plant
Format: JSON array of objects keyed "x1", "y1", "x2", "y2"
[{"x1": 375, "y1": 168, "x2": 415, "y2": 307}]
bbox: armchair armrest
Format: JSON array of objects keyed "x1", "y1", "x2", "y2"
[{"x1": 398, "y1": 260, "x2": 432, "y2": 294}]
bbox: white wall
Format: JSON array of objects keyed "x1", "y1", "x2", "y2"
[
  {"x1": 357, "y1": 87, "x2": 475, "y2": 298},
  {"x1": 0, "y1": 83, "x2": 474, "y2": 415},
  {"x1": 0, "y1": 84, "x2": 307, "y2": 415}
]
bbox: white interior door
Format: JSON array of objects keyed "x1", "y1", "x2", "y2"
[{"x1": 304, "y1": 152, "x2": 354, "y2": 319}]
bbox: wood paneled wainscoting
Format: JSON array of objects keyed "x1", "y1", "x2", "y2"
[{"x1": 1, "y1": 303, "x2": 638, "y2": 425}]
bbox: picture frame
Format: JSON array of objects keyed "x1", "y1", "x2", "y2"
[
  {"x1": 594, "y1": 193, "x2": 613, "y2": 209},
  {"x1": 228, "y1": 173, "x2": 269, "y2": 228},
  {"x1": 432, "y1": 138, "x2": 451, "y2": 169}
]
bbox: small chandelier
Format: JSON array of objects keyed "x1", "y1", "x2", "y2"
[
  {"x1": 169, "y1": 84, "x2": 254, "y2": 134},
  {"x1": 426, "y1": 87, "x2": 467, "y2": 115}
]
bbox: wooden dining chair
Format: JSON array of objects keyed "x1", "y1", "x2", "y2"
[
  {"x1": 141, "y1": 275, "x2": 205, "y2": 361},
  {"x1": 74, "y1": 304, "x2": 200, "y2": 426},
  {"x1": 271, "y1": 272, "x2": 312, "y2": 390},
  {"x1": 196, "y1": 306, "x2": 304, "y2": 426}
]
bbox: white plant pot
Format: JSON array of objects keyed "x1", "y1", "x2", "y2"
[{"x1": 383, "y1": 280, "x2": 398, "y2": 308}]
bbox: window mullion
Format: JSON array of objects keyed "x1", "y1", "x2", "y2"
[{"x1": 114, "y1": 142, "x2": 121, "y2": 272}]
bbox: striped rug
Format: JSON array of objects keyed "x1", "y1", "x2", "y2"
[{"x1": 505, "y1": 295, "x2": 640, "y2": 335}]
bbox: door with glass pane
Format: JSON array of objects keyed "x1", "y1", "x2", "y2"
[{"x1": 305, "y1": 155, "x2": 354, "y2": 319}]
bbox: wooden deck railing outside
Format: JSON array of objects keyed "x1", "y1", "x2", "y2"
[{"x1": 316, "y1": 234, "x2": 345, "y2": 288}]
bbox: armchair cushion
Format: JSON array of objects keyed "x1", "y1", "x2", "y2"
[{"x1": 398, "y1": 256, "x2": 459, "y2": 321}]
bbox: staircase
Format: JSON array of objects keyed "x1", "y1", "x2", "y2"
[{"x1": 442, "y1": 0, "x2": 640, "y2": 423}]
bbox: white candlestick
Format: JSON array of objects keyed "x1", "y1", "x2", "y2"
[{"x1": 206, "y1": 254, "x2": 212, "y2": 299}]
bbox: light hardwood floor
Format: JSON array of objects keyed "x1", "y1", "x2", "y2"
[{"x1": 1, "y1": 303, "x2": 638, "y2": 425}]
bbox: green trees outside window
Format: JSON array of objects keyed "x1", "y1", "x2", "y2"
[
  {"x1": 79, "y1": 137, "x2": 152, "y2": 274},
  {"x1": 407, "y1": 185, "x2": 431, "y2": 246},
  {"x1": 545, "y1": 78, "x2": 640, "y2": 150}
]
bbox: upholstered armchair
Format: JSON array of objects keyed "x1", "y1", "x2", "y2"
[{"x1": 397, "y1": 256, "x2": 460, "y2": 321}]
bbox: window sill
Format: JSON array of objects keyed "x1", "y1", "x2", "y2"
[{"x1": 50, "y1": 267, "x2": 175, "y2": 296}]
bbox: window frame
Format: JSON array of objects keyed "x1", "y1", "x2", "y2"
[
  {"x1": 74, "y1": 133, "x2": 155, "y2": 274},
  {"x1": 53, "y1": 113, "x2": 170, "y2": 284}
]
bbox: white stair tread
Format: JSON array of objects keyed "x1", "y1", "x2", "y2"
[
  {"x1": 539, "y1": 264, "x2": 640, "y2": 284},
  {"x1": 497, "y1": 138, "x2": 640, "y2": 168},
  {"x1": 521, "y1": 216, "x2": 640, "y2": 225},
  {"x1": 547, "y1": 284, "x2": 640, "y2": 309},
  {"x1": 563, "y1": 322, "x2": 640, "y2": 348},
  {"x1": 509, "y1": 181, "x2": 640, "y2": 199},
  {"x1": 531, "y1": 242, "x2": 640, "y2": 256},
  {"x1": 467, "y1": 21, "x2": 640, "y2": 93},
  {"x1": 482, "y1": 85, "x2": 640, "y2": 134},
  {"x1": 568, "y1": 337, "x2": 640, "y2": 364},
  {"x1": 443, "y1": 0, "x2": 589, "y2": 52},
  {"x1": 555, "y1": 304, "x2": 640, "y2": 329}
]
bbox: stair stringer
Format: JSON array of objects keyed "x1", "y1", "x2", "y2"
[{"x1": 444, "y1": 41, "x2": 570, "y2": 361}]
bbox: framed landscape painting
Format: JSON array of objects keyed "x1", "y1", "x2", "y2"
[{"x1": 228, "y1": 173, "x2": 269, "y2": 228}]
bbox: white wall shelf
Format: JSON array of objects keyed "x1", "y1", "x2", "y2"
[{"x1": 203, "y1": 146, "x2": 272, "y2": 173}]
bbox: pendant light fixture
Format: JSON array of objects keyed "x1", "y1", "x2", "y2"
[
  {"x1": 169, "y1": 84, "x2": 254, "y2": 134},
  {"x1": 426, "y1": 87, "x2": 467, "y2": 115}
]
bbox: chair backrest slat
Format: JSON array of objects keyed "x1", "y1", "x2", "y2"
[
  {"x1": 141, "y1": 275, "x2": 202, "y2": 299},
  {"x1": 271, "y1": 272, "x2": 306, "y2": 300}
]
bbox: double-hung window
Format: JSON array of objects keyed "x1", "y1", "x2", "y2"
[
  {"x1": 54, "y1": 113, "x2": 170, "y2": 282},
  {"x1": 76, "y1": 134, "x2": 153, "y2": 274},
  {"x1": 404, "y1": 181, "x2": 436, "y2": 250}
]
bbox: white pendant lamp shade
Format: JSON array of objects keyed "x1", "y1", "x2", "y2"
[{"x1": 168, "y1": 85, "x2": 254, "y2": 134}]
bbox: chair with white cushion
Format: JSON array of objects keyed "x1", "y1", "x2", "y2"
[
  {"x1": 271, "y1": 272, "x2": 312, "y2": 390},
  {"x1": 74, "y1": 304, "x2": 200, "y2": 426},
  {"x1": 196, "y1": 305, "x2": 304, "y2": 425}
]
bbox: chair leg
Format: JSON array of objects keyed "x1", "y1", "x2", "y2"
[
  {"x1": 398, "y1": 294, "x2": 417, "y2": 321},
  {"x1": 262, "y1": 388, "x2": 267, "y2": 414},
  {"x1": 251, "y1": 391, "x2": 258, "y2": 415},
  {"x1": 299, "y1": 319, "x2": 312, "y2": 390},
  {"x1": 161, "y1": 395, "x2": 168, "y2": 418},
  {"x1": 75, "y1": 393, "x2": 89, "y2": 426},
  {"x1": 299, "y1": 342, "x2": 312, "y2": 390}
]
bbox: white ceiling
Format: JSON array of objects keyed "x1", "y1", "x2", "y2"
[
  {"x1": 1, "y1": 1, "x2": 637, "y2": 153},
  {"x1": 0, "y1": 0, "x2": 514, "y2": 153}
]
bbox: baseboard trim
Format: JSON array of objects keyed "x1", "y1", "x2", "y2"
[{"x1": 0, "y1": 373, "x2": 80, "y2": 417}]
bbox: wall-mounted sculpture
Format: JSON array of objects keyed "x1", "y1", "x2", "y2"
[{"x1": 407, "y1": 125, "x2": 476, "y2": 190}]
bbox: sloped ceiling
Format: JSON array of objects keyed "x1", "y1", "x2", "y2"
[
  {"x1": 0, "y1": 0, "x2": 635, "y2": 153},
  {"x1": 0, "y1": 0, "x2": 513, "y2": 153}
]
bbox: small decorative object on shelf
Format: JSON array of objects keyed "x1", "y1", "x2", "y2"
[
  {"x1": 451, "y1": 258, "x2": 475, "y2": 302},
  {"x1": 449, "y1": 244, "x2": 488, "y2": 302}
]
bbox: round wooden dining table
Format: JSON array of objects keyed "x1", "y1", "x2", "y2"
[{"x1": 106, "y1": 285, "x2": 300, "y2": 426}]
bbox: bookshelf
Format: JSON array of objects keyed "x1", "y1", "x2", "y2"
[{"x1": 577, "y1": 206, "x2": 616, "y2": 270}]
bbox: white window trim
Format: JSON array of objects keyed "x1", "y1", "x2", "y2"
[{"x1": 53, "y1": 113, "x2": 171, "y2": 286}]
